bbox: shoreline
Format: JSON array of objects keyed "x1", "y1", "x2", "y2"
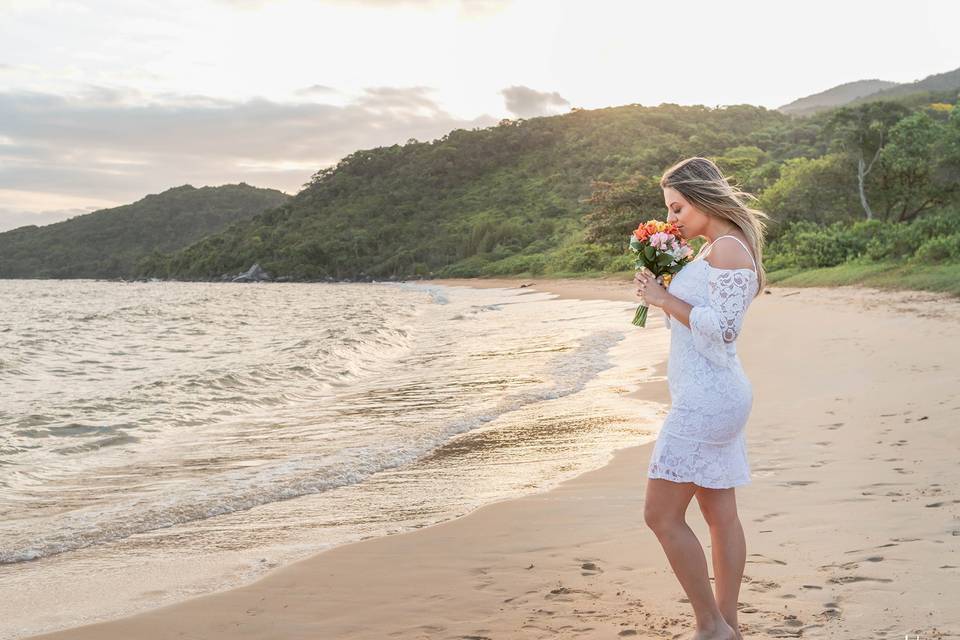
[{"x1": 26, "y1": 277, "x2": 960, "y2": 639}]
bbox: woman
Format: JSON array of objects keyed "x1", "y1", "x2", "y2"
[{"x1": 634, "y1": 156, "x2": 769, "y2": 640}]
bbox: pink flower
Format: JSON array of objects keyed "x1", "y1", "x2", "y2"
[{"x1": 648, "y1": 232, "x2": 672, "y2": 249}]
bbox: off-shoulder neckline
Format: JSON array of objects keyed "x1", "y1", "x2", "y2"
[
  {"x1": 696, "y1": 259, "x2": 758, "y2": 277},
  {"x1": 698, "y1": 234, "x2": 758, "y2": 274}
]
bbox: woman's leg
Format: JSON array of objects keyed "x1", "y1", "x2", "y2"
[
  {"x1": 644, "y1": 477, "x2": 733, "y2": 638},
  {"x1": 695, "y1": 486, "x2": 746, "y2": 639}
]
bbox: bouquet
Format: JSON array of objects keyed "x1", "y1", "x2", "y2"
[{"x1": 629, "y1": 220, "x2": 694, "y2": 327}]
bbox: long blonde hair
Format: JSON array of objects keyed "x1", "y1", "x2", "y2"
[{"x1": 660, "y1": 156, "x2": 769, "y2": 296}]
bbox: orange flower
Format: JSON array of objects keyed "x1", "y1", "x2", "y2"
[{"x1": 634, "y1": 219, "x2": 681, "y2": 243}]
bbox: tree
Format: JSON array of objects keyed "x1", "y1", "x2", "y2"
[
  {"x1": 877, "y1": 111, "x2": 957, "y2": 221},
  {"x1": 759, "y1": 154, "x2": 861, "y2": 234},
  {"x1": 826, "y1": 102, "x2": 910, "y2": 219},
  {"x1": 582, "y1": 173, "x2": 663, "y2": 251}
]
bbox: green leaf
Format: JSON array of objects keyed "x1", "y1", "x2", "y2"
[{"x1": 656, "y1": 252, "x2": 675, "y2": 266}]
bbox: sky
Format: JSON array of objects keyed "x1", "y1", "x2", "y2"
[{"x1": 0, "y1": 0, "x2": 958, "y2": 231}]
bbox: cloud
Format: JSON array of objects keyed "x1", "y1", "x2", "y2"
[
  {"x1": 500, "y1": 85, "x2": 570, "y2": 118},
  {"x1": 0, "y1": 206, "x2": 98, "y2": 233},
  {"x1": 295, "y1": 84, "x2": 338, "y2": 97},
  {"x1": 215, "y1": 0, "x2": 511, "y2": 17},
  {"x1": 213, "y1": 0, "x2": 276, "y2": 8},
  {"x1": 0, "y1": 84, "x2": 499, "y2": 230}
]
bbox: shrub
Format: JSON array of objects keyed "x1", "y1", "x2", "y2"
[
  {"x1": 484, "y1": 253, "x2": 548, "y2": 275},
  {"x1": 552, "y1": 243, "x2": 608, "y2": 272},
  {"x1": 792, "y1": 227, "x2": 854, "y2": 268},
  {"x1": 910, "y1": 209, "x2": 960, "y2": 238},
  {"x1": 845, "y1": 219, "x2": 887, "y2": 258},
  {"x1": 437, "y1": 254, "x2": 491, "y2": 277},
  {"x1": 912, "y1": 233, "x2": 960, "y2": 263},
  {"x1": 603, "y1": 252, "x2": 636, "y2": 273},
  {"x1": 863, "y1": 225, "x2": 920, "y2": 261}
]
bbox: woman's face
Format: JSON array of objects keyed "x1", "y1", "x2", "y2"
[{"x1": 663, "y1": 186, "x2": 707, "y2": 241}]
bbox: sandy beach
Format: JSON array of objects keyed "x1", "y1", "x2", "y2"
[{"x1": 27, "y1": 276, "x2": 960, "y2": 639}]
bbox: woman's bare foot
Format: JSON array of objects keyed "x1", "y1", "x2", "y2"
[{"x1": 690, "y1": 619, "x2": 737, "y2": 640}]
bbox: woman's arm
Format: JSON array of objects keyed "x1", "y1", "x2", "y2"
[
  {"x1": 661, "y1": 294, "x2": 693, "y2": 330},
  {"x1": 655, "y1": 239, "x2": 754, "y2": 333}
]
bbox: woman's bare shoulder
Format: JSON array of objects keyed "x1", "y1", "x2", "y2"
[{"x1": 703, "y1": 236, "x2": 755, "y2": 271}]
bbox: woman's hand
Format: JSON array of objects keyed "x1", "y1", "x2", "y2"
[{"x1": 634, "y1": 267, "x2": 669, "y2": 308}]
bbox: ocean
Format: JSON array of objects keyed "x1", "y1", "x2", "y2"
[{"x1": 0, "y1": 279, "x2": 668, "y2": 638}]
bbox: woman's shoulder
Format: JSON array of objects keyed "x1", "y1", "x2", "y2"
[{"x1": 703, "y1": 236, "x2": 756, "y2": 273}]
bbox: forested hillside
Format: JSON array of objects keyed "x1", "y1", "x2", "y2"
[
  {"x1": 777, "y1": 65, "x2": 960, "y2": 117},
  {"x1": 138, "y1": 104, "x2": 797, "y2": 280},
  {"x1": 0, "y1": 184, "x2": 290, "y2": 279},
  {"x1": 139, "y1": 93, "x2": 960, "y2": 285},
  {"x1": 778, "y1": 79, "x2": 899, "y2": 117},
  {"x1": 851, "y1": 66, "x2": 960, "y2": 104}
]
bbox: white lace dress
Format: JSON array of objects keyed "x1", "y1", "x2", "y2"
[{"x1": 646, "y1": 235, "x2": 760, "y2": 489}]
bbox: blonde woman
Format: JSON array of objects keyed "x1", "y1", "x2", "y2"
[{"x1": 634, "y1": 156, "x2": 769, "y2": 640}]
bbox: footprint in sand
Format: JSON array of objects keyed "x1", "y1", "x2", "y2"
[
  {"x1": 818, "y1": 560, "x2": 860, "y2": 571},
  {"x1": 753, "y1": 511, "x2": 784, "y2": 523},
  {"x1": 779, "y1": 480, "x2": 817, "y2": 487},
  {"x1": 576, "y1": 558, "x2": 604, "y2": 576},
  {"x1": 411, "y1": 624, "x2": 446, "y2": 635},
  {"x1": 745, "y1": 578, "x2": 780, "y2": 592},
  {"x1": 782, "y1": 614, "x2": 804, "y2": 627},
  {"x1": 545, "y1": 585, "x2": 601, "y2": 602},
  {"x1": 817, "y1": 604, "x2": 843, "y2": 620},
  {"x1": 926, "y1": 499, "x2": 960, "y2": 507},
  {"x1": 747, "y1": 553, "x2": 787, "y2": 565},
  {"x1": 764, "y1": 618, "x2": 806, "y2": 637},
  {"x1": 827, "y1": 575, "x2": 894, "y2": 584}
]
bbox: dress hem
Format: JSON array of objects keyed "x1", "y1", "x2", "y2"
[{"x1": 646, "y1": 470, "x2": 752, "y2": 490}]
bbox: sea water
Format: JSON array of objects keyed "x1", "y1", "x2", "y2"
[{"x1": 0, "y1": 279, "x2": 669, "y2": 638}]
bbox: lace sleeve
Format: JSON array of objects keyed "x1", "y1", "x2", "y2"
[{"x1": 689, "y1": 268, "x2": 754, "y2": 367}]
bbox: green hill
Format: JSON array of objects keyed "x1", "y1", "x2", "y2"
[
  {"x1": 852, "y1": 66, "x2": 960, "y2": 104},
  {"x1": 137, "y1": 95, "x2": 960, "y2": 290},
  {"x1": 138, "y1": 104, "x2": 798, "y2": 281},
  {"x1": 778, "y1": 66, "x2": 960, "y2": 117},
  {"x1": 0, "y1": 183, "x2": 290, "y2": 279},
  {"x1": 778, "y1": 79, "x2": 900, "y2": 117},
  {"x1": 11, "y1": 93, "x2": 951, "y2": 292}
]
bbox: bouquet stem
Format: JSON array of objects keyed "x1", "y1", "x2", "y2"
[
  {"x1": 632, "y1": 274, "x2": 664, "y2": 328},
  {"x1": 632, "y1": 303, "x2": 649, "y2": 327}
]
